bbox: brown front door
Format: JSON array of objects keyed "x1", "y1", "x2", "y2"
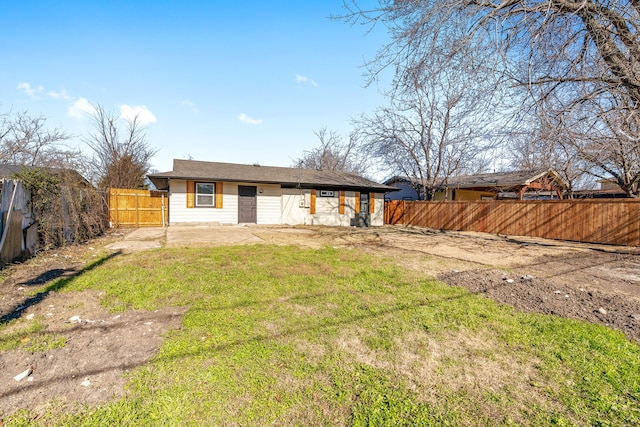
[{"x1": 238, "y1": 185, "x2": 257, "y2": 223}]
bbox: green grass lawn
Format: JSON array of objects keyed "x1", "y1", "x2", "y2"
[{"x1": 5, "y1": 245, "x2": 640, "y2": 426}]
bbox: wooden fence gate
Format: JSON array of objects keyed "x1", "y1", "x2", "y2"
[{"x1": 108, "y1": 188, "x2": 169, "y2": 228}]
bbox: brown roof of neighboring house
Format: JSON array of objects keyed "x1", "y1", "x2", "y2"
[
  {"x1": 148, "y1": 159, "x2": 397, "y2": 192},
  {"x1": 386, "y1": 169, "x2": 568, "y2": 190},
  {"x1": 0, "y1": 164, "x2": 89, "y2": 184},
  {"x1": 444, "y1": 169, "x2": 568, "y2": 189},
  {"x1": 0, "y1": 164, "x2": 26, "y2": 177}
]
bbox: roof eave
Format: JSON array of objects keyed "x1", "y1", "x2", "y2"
[{"x1": 146, "y1": 173, "x2": 396, "y2": 192}]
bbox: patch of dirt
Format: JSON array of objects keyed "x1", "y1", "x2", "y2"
[
  {"x1": 0, "y1": 225, "x2": 639, "y2": 418},
  {"x1": 438, "y1": 269, "x2": 640, "y2": 342},
  {"x1": 0, "y1": 290, "x2": 185, "y2": 415},
  {"x1": 0, "y1": 232, "x2": 186, "y2": 417}
]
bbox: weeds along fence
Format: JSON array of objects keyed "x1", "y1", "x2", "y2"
[
  {"x1": 108, "y1": 188, "x2": 169, "y2": 228},
  {"x1": 384, "y1": 199, "x2": 640, "y2": 246}
]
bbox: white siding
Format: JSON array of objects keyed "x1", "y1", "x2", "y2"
[
  {"x1": 255, "y1": 184, "x2": 281, "y2": 224},
  {"x1": 313, "y1": 191, "x2": 384, "y2": 226},
  {"x1": 169, "y1": 179, "x2": 238, "y2": 224},
  {"x1": 282, "y1": 188, "x2": 311, "y2": 225},
  {"x1": 342, "y1": 191, "x2": 359, "y2": 220},
  {"x1": 371, "y1": 193, "x2": 384, "y2": 226},
  {"x1": 312, "y1": 192, "x2": 350, "y2": 226},
  {"x1": 169, "y1": 180, "x2": 387, "y2": 226}
]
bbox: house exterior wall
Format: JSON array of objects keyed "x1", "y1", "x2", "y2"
[
  {"x1": 281, "y1": 188, "x2": 309, "y2": 225},
  {"x1": 384, "y1": 181, "x2": 419, "y2": 200},
  {"x1": 169, "y1": 179, "x2": 385, "y2": 226},
  {"x1": 371, "y1": 195, "x2": 384, "y2": 226},
  {"x1": 170, "y1": 179, "x2": 237, "y2": 223},
  {"x1": 255, "y1": 184, "x2": 282, "y2": 224},
  {"x1": 281, "y1": 190, "x2": 384, "y2": 226},
  {"x1": 170, "y1": 180, "x2": 283, "y2": 224},
  {"x1": 312, "y1": 191, "x2": 344, "y2": 226},
  {"x1": 313, "y1": 191, "x2": 352, "y2": 226},
  {"x1": 454, "y1": 189, "x2": 495, "y2": 200}
]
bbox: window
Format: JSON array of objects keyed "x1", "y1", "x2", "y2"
[{"x1": 196, "y1": 182, "x2": 215, "y2": 206}]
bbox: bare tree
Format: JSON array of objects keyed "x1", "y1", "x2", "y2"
[
  {"x1": 353, "y1": 11, "x2": 506, "y2": 200},
  {"x1": 342, "y1": 1, "x2": 640, "y2": 104},
  {"x1": 293, "y1": 127, "x2": 368, "y2": 176},
  {"x1": 84, "y1": 104, "x2": 157, "y2": 190},
  {"x1": 562, "y1": 95, "x2": 640, "y2": 196},
  {"x1": 507, "y1": 121, "x2": 592, "y2": 197},
  {"x1": 0, "y1": 111, "x2": 77, "y2": 168},
  {"x1": 0, "y1": 109, "x2": 105, "y2": 248},
  {"x1": 341, "y1": 0, "x2": 640, "y2": 196}
]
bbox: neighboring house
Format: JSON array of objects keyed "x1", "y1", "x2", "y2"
[
  {"x1": 384, "y1": 169, "x2": 568, "y2": 201},
  {"x1": 147, "y1": 159, "x2": 397, "y2": 226},
  {"x1": 573, "y1": 179, "x2": 628, "y2": 199}
]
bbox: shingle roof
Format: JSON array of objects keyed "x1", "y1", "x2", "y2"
[
  {"x1": 148, "y1": 159, "x2": 397, "y2": 192},
  {"x1": 0, "y1": 164, "x2": 24, "y2": 178},
  {"x1": 387, "y1": 169, "x2": 568, "y2": 190},
  {"x1": 0, "y1": 164, "x2": 88, "y2": 184},
  {"x1": 444, "y1": 169, "x2": 567, "y2": 189}
]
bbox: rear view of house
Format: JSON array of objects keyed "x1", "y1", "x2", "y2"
[{"x1": 148, "y1": 159, "x2": 396, "y2": 226}]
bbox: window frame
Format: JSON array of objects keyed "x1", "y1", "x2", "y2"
[{"x1": 195, "y1": 182, "x2": 216, "y2": 207}]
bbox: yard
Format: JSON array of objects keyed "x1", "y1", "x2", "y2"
[{"x1": 1, "y1": 225, "x2": 639, "y2": 425}]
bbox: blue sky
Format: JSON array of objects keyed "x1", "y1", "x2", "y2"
[{"x1": 0, "y1": 0, "x2": 389, "y2": 173}]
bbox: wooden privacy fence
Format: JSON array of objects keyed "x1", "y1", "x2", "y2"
[
  {"x1": 385, "y1": 199, "x2": 640, "y2": 246},
  {"x1": 108, "y1": 188, "x2": 169, "y2": 228},
  {"x1": 0, "y1": 179, "x2": 30, "y2": 262}
]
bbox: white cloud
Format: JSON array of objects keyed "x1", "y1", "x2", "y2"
[
  {"x1": 120, "y1": 104, "x2": 157, "y2": 125},
  {"x1": 16, "y1": 82, "x2": 43, "y2": 97},
  {"x1": 181, "y1": 99, "x2": 199, "y2": 113},
  {"x1": 295, "y1": 74, "x2": 318, "y2": 87},
  {"x1": 68, "y1": 97, "x2": 95, "y2": 119},
  {"x1": 237, "y1": 113, "x2": 263, "y2": 125},
  {"x1": 47, "y1": 88, "x2": 73, "y2": 100}
]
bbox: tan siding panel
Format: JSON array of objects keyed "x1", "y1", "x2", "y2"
[
  {"x1": 310, "y1": 190, "x2": 316, "y2": 215},
  {"x1": 216, "y1": 181, "x2": 223, "y2": 208},
  {"x1": 186, "y1": 180, "x2": 195, "y2": 208}
]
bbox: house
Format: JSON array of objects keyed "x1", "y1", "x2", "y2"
[
  {"x1": 384, "y1": 169, "x2": 568, "y2": 201},
  {"x1": 573, "y1": 179, "x2": 628, "y2": 199},
  {"x1": 147, "y1": 159, "x2": 397, "y2": 226}
]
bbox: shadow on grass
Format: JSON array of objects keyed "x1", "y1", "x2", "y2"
[
  {"x1": 0, "y1": 251, "x2": 122, "y2": 325},
  {"x1": 18, "y1": 268, "x2": 76, "y2": 287},
  {"x1": 156, "y1": 288, "x2": 469, "y2": 363}
]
